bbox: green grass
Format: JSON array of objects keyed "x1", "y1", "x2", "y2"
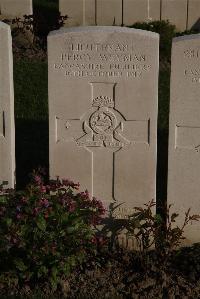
[
  {"x1": 33, "y1": 0, "x2": 58, "y2": 11},
  {"x1": 14, "y1": 60, "x2": 48, "y2": 121},
  {"x1": 158, "y1": 67, "x2": 170, "y2": 131},
  {"x1": 14, "y1": 59, "x2": 49, "y2": 189}
]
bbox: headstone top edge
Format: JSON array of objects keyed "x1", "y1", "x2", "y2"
[
  {"x1": 0, "y1": 21, "x2": 10, "y2": 30},
  {"x1": 48, "y1": 26, "x2": 159, "y2": 40},
  {"x1": 173, "y1": 33, "x2": 200, "y2": 43}
]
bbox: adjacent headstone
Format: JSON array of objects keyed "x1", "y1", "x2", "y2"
[
  {"x1": 0, "y1": 22, "x2": 15, "y2": 188},
  {"x1": 59, "y1": 0, "x2": 95, "y2": 27},
  {"x1": 168, "y1": 34, "x2": 200, "y2": 244},
  {"x1": 96, "y1": 0, "x2": 122, "y2": 26},
  {"x1": 187, "y1": 0, "x2": 200, "y2": 30},
  {"x1": 161, "y1": 0, "x2": 187, "y2": 31},
  {"x1": 0, "y1": 0, "x2": 32, "y2": 17},
  {"x1": 48, "y1": 27, "x2": 159, "y2": 217},
  {"x1": 123, "y1": 0, "x2": 160, "y2": 26}
]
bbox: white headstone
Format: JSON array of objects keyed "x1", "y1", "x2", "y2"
[
  {"x1": 187, "y1": 0, "x2": 200, "y2": 30},
  {"x1": 96, "y1": 0, "x2": 122, "y2": 26},
  {"x1": 48, "y1": 27, "x2": 159, "y2": 217},
  {"x1": 59, "y1": 0, "x2": 95, "y2": 27},
  {"x1": 0, "y1": 0, "x2": 32, "y2": 17},
  {"x1": 161, "y1": 0, "x2": 187, "y2": 31},
  {"x1": 124, "y1": 0, "x2": 160, "y2": 26},
  {"x1": 168, "y1": 34, "x2": 200, "y2": 244},
  {"x1": 0, "y1": 22, "x2": 15, "y2": 188}
]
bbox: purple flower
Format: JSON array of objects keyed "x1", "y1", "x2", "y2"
[
  {"x1": 40, "y1": 186, "x2": 46, "y2": 193},
  {"x1": 38, "y1": 198, "x2": 50, "y2": 208},
  {"x1": 21, "y1": 197, "x2": 28, "y2": 204},
  {"x1": 34, "y1": 175, "x2": 42, "y2": 185},
  {"x1": 67, "y1": 201, "x2": 76, "y2": 212},
  {"x1": 43, "y1": 199, "x2": 49, "y2": 208},
  {"x1": 62, "y1": 179, "x2": 80, "y2": 190},
  {"x1": 33, "y1": 207, "x2": 40, "y2": 216},
  {"x1": 16, "y1": 213, "x2": 22, "y2": 220}
]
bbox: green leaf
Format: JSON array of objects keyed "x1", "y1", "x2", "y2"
[
  {"x1": 52, "y1": 266, "x2": 58, "y2": 280},
  {"x1": 38, "y1": 266, "x2": 48, "y2": 278},
  {"x1": 6, "y1": 218, "x2": 12, "y2": 226},
  {"x1": 14, "y1": 258, "x2": 28, "y2": 272},
  {"x1": 66, "y1": 226, "x2": 76, "y2": 233},
  {"x1": 59, "y1": 230, "x2": 66, "y2": 237},
  {"x1": 0, "y1": 195, "x2": 7, "y2": 203},
  {"x1": 36, "y1": 215, "x2": 46, "y2": 231},
  {"x1": 154, "y1": 214, "x2": 163, "y2": 224},
  {"x1": 50, "y1": 277, "x2": 58, "y2": 290}
]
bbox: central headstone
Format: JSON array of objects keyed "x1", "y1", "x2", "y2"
[{"x1": 48, "y1": 27, "x2": 159, "y2": 217}]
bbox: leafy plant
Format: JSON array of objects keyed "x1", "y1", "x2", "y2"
[
  {"x1": 0, "y1": 170, "x2": 106, "y2": 291},
  {"x1": 126, "y1": 201, "x2": 200, "y2": 294},
  {"x1": 129, "y1": 20, "x2": 176, "y2": 62}
]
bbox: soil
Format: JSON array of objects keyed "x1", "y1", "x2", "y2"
[
  {"x1": 1, "y1": 245, "x2": 200, "y2": 299},
  {"x1": 63, "y1": 246, "x2": 200, "y2": 299}
]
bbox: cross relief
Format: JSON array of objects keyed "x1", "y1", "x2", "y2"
[
  {"x1": 175, "y1": 125, "x2": 200, "y2": 153},
  {"x1": 0, "y1": 110, "x2": 5, "y2": 139},
  {"x1": 55, "y1": 82, "x2": 150, "y2": 199},
  {"x1": 56, "y1": 82, "x2": 150, "y2": 153}
]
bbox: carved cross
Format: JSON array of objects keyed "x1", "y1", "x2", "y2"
[
  {"x1": 0, "y1": 110, "x2": 5, "y2": 139},
  {"x1": 56, "y1": 82, "x2": 150, "y2": 200},
  {"x1": 175, "y1": 125, "x2": 200, "y2": 152}
]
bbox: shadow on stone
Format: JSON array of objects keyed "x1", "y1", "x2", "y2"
[
  {"x1": 15, "y1": 118, "x2": 49, "y2": 189},
  {"x1": 190, "y1": 18, "x2": 200, "y2": 31}
]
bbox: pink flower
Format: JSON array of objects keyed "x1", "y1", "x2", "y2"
[
  {"x1": 16, "y1": 213, "x2": 22, "y2": 220},
  {"x1": 42, "y1": 199, "x2": 49, "y2": 208},
  {"x1": 91, "y1": 198, "x2": 106, "y2": 215},
  {"x1": 34, "y1": 175, "x2": 42, "y2": 185},
  {"x1": 40, "y1": 186, "x2": 46, "y2": 193},
  {"x1": 12, "y1": 238, "x2": 18, "y2": 244},
  {"x1": 68, "y1": 201, "x2": 76, "y2": 212},
  {"x1": 33, "y1": 207, "x2": 40, "y2": 216},
  {"x1": 90, "y1": 215, "x2": 102, "y2": 225},
  {"x1": 91, "y1": 235, "x2": 107, "y2": 246},
  {"x1": 38, "y1": 198, "x2": 49, "y2": 208},
  {"x1": 78, "y1": 190, "x2": 90, "y2": 201},
  {"x1": 62, "y1": 179, "x2": 80, "y2": 190},
  {"x1": 44, "y1": 211, "x2": 49, "y2": 219},
  {"x1": 21, "y1": 197, "x2": 28, "y2": 204}
]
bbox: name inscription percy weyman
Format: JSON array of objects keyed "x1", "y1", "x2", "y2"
[{"x1": 53, "y1": 42, "x2": 152, "y2": 79}]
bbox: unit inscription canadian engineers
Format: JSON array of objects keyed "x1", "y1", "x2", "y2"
[{"x1": 53, "y1": 42, "x2": 152, "y2": 79}]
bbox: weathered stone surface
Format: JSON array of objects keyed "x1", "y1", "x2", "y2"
[
  {"x1": 123, "y1": 0, "x2": 160, "y2": 26},
  {"x1": 187, "y1": 0, "x2": 200, "y2": 30},
  {"x1": 0, "y1": 0, "x2": 32, "y2": 17},
  {"x1": 148, "y1": 0, "x2": 161, "y2": 21},
  {"x1": 48, "y1": 27, "x2": 159, "y2": 217},
  {"x1": 96, "y1": 0, "x2": 122, "y2": 26},
  {"x1": 161, "y1": 0, "x2": 187, "y2": 31},
  {"x1": 168, "y1": 34, "x2": 200, "y2": 244},
  {"x1": 0, "y1": 22, "x2": 15, "y2": 188},
  {"x1": 59, "y1": 0, "x2": 95, "y2": 27}
]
